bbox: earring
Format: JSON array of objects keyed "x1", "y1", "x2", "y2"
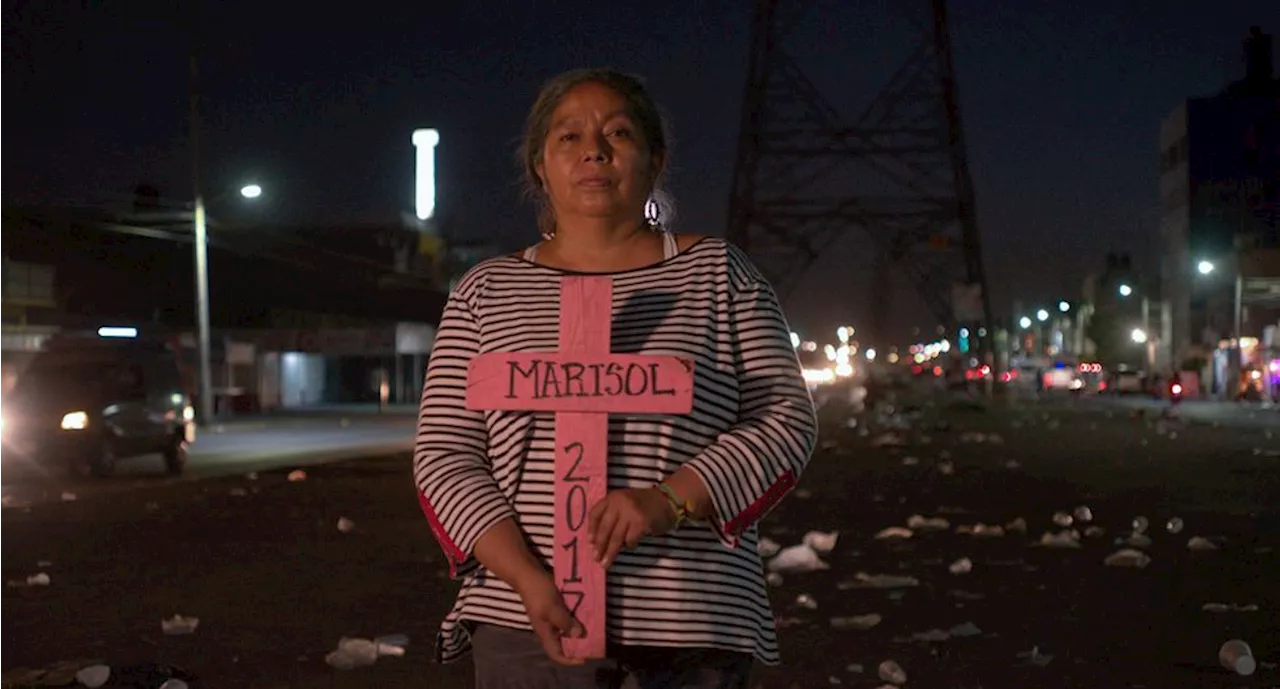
[
  {"x1": 644, "y1": 197, "x2": 664, "y2": 233},
  {"x1": 541, "y1": 230, "x2": 555, "y2": 241}
]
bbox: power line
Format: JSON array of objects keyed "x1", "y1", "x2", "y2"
[{"x1": 6, "y1": 209, "x2": 438, "y2": 290}]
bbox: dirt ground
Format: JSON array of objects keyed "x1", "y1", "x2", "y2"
[{"x1": 3, "y1": 396, "x2": 1277, "y2": 688}]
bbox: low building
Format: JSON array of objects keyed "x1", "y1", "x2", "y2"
[{"x1": 1, "y1": 205, "x2": 451, "y2": 417}]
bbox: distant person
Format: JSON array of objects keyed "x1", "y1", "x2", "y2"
[{"x1": 413, "y1": 68, "x2": 818, "y2": 687}]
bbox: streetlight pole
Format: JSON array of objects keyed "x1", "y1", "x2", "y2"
[
  {"x1": 189, "y1": 38, "x2": 215, "y2": 424},
  {"x1": 1233, "y1": 271, "x2": 1243, "y2": 351},
  {"x1": 1232, "y1": 268, "x2": 1244, "y2": 399}
]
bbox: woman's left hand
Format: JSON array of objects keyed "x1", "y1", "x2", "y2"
[{"x1": 588, "y1": 488, "x2": 676, "y2": 567}]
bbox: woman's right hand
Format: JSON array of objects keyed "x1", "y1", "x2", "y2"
[{"x1": 514, "y1": 571, "x2": 587, "y2": 666}]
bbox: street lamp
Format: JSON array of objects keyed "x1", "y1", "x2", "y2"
[
  {"x1": 1058, "y1": 300, "x2": 1070, "y2": 313},
  {"x1": 1131, "y1": 328, "x2": 1148, "y2": 344},
  {"x1": 192, "y1": 184, "x2": 264, "y2": 424},
  {"x1": 1018, "y1": 316, "x2": 1032, "y2": 329},
  {"x1": 1118, "y1": 284, "x2": 1133, "y2": 297},
  {"x1": 1036, "y1": 309, "x2": 1049, "y2": 322},
  {"x1": 1196, "y1": 256, "x2": 1244, "y2": 398}
]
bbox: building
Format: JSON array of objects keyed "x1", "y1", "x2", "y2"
[
  {"x1": 1159, "y1": 26, "x2": 1280, "y2": 393},
  {"x1": 1, "y1": 205, "x2": 452, "y2": 416}
]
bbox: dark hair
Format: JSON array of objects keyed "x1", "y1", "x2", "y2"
[{"x1": 517, "y1": 68, "x2": 674, "y2": 235}]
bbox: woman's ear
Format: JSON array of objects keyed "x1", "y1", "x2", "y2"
[{"x1": 650, "y1": 152, "x2": 666, "y2": 185}]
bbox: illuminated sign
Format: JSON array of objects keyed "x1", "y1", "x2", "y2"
[{"x1": 412, "y1": 128, "x2": 440, "y2": 220}]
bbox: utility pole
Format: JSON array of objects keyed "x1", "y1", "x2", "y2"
[
  {"x1": 726, "y1": 0, "x2": 992, "y2": 362},
  {"x1": 189, "y1": 10, "x2": 214, "y2": 424}
]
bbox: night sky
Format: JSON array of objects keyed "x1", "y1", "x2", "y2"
[{"x1": 2, "y1": 0, "x2": 1273, "y2": 341}]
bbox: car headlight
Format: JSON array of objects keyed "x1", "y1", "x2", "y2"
[{"x1": 60, "y1": 411, "x2": 89, "y2": 430}]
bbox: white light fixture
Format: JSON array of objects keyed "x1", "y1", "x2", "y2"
[
  {"x1": 1130, "y1": 328, "x2": 1148, "y2": 344},
  {"x1": 1036, "y1": 309, "x2": 1049, "y2": 322},
  {"x1": 413, "y1": 128, "x2": 440, "y2": 220},
  {"x1": 97, "y1": 326, "x2": 138, "y2": 338},
  {"x1": 1118, "y1": 284, "x2": 1133, "y2": 297},
  {"x1": 1019, "y1": 316, "x2": 1032, "y2": 329},
  {"x1": 239, "y1": 184, "x2": 263, "y2": 199},
  {"x1": 1197, "y1": 260, "x2": 1215, "y2": 276},
  {"x1": 1058, "y1": 300, "x2": 1070, "y2": 313}
]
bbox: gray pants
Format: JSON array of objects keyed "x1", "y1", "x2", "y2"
[{"x1": 470, "y1": 624, "x2": 753, "y2": 689}]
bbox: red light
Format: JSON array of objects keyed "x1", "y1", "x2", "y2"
[
  {"x1": 933, "y1": 366, "x2": 943, "y2": 377},
  {"x1": 1099, "y1": 381, "x2": 1108, "y2": 391},
  {"x1": 1078, "y1": 364, "x2": 1087, "y2": 372}
]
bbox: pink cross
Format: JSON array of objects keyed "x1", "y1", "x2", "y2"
[{"x1": 465, "y1": 276, "x2": 695, "y2": 659}]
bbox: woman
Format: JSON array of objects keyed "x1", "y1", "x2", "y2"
[{"x1": 414, "y1": 67, "x2": 818, "y2": 688}]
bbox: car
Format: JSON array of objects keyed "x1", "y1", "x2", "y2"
[
  {"x1": 0, "y1": 334, "x2": 195, "y2": 477},
  {"x1": 1107, "y1": 369, "x2": 1145, "y2": 395}
]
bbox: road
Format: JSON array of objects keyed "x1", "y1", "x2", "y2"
[
  {"x1": 2, "y1": 396, "x2": 1278, "y2": 688},
  {"x1": 0, "y1": 412, "x2": 416, "y2": 509},
  {"x1": 1071, "y1": 395, "x2": 1280, "y2": 430}
]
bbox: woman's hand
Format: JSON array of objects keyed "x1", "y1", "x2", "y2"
[
  {"x1": 513, "y1": 571, "x2": 586, "y2": 666},
  {"x1": 588, "y1": 487, "x2": 676, "y2": 567}
]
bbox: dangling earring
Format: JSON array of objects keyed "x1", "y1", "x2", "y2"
[
  {"x1": 541, "y1": 229, "x2": 555, "y2": 241},
  {"x1": 644, "y1": 197, "x2": 664, "y2": 233}
]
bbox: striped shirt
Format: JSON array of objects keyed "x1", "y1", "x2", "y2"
[{"x1": 413, "y1": 235, "x2": 818, "y2": 665}]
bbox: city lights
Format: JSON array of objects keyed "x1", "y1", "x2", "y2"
[
  {"x1": 1197, "y1": 260, "x2": 1215, "y2": 275},
  {"x1": 1036, "y1": 309, "x2": 1049, "y2": 322},
  {"x1": 1118, "y1": 284, "x2": 1133, "y2": 297},
  {"x1": 239, "y1": 184, "x2": 262, "y2": 199}
]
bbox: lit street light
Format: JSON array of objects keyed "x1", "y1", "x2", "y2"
[
  {"x1": 1196, "y1": 256, "x2": 1243, "y2": 398},
  {"x1": 1118, "y1": 284, "x2": 1133, "y2": 297},
  {"x1": 191, "y1": 183, "x2": 264, "y2": 424},
  {"x1": 1019, "y1": 316, "x2": 1032, "y2": 329},
  {"x1": 1058, "y1": 300, "x2": 1070, "y2": 313},
  {"x1": 1036, "y1": 309, "x2": 1049, "y2": 322},
  {"x1": 1131, "y1": 328, "x2": 1148, "y2": 344}
]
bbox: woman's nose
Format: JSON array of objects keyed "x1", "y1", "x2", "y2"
[{"x1": 582, "y1": 134, "x2": 610, "y2": 162}]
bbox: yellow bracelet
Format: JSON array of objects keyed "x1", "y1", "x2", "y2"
[{"x1": 656, "y1": 483, "x2": 695, "y2": 529}]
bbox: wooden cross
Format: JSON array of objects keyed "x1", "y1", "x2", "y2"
[{"x1": 465, "y1": 276, "x2": 695, "y2": 659}]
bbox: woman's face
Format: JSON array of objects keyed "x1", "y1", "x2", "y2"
[{"x1": 536, "y1": 82, "x2": 661, "y2": 229}]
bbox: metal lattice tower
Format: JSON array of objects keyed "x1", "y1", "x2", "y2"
[{"x1": 726, "y1": 0, "x2": 992, "y2": 345}]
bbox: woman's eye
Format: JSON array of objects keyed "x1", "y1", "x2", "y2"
[
  {"x1": 559, "y1": 132, "x2": 578, "y2": 142},
  {"x1": 609, "y1": 128, "x2": 632, "y2": 138}
]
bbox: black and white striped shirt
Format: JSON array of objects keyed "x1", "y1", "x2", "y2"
[{"x1": 413, "y1": 236, "x2": 818, "y2": 665}]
